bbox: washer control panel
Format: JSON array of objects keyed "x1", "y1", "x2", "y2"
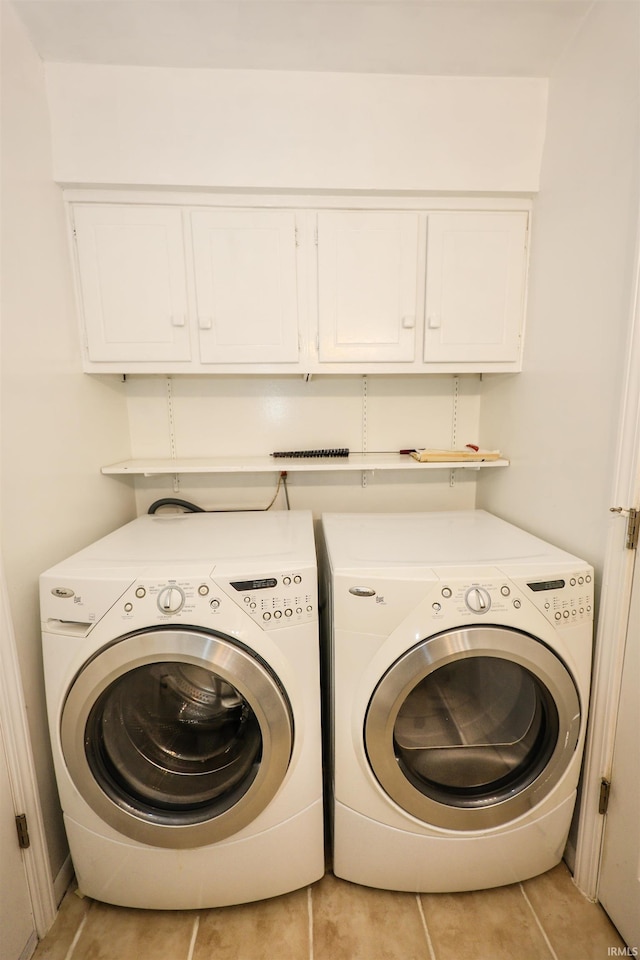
[
  {"x1": 113, "y1": 568, "x2": 317, "y2": 630},
  {"x1": 224, "y1": 572, "x2": 316, "y2": 630},
  {"x1": 119, "y1": 579, "x2": 213, "y2": 623}
]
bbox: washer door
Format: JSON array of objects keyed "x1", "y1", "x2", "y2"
[
  {"x1": 61, "y1": 628, "x2": 293, "y2": 848},
  {"x1": 365, "y1": 626, "x2": 581, "y2": 830}
]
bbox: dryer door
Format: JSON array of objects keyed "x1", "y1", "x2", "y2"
[
  {"x1": 365, "y1": 625, "x2": 580, "y2": 830},
  {"x1": 61, "y1": 628, "x2": 292, "y2": 848}
]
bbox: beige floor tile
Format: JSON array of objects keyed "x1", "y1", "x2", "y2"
[
  {"x1": 523, "y1": 863, "x2": 626, "y2": 960},
  {"x1": 32, "y1": 886, "x2": 92, "y2": 960},
  {"x1": 68, "y1": 900, "x2": 196, "y2": 960},
  {"x1": 420, "y1": 882, "x2": 554, "y2": 960},
  {"x1": 312, "y1": 873, "x2": 430, "y2": 960},
  {"x1": 193, "y1": 886, "x2": 309, "y2": 960},
  {"x1": 29, "y1": 863, "x2": 630, "y2": 960}
]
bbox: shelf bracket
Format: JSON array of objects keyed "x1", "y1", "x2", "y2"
[
  {"x1": 362, "y1": 375, "x2": 369, "y2": 488},
  {"x1": 450, "y1": 375, "x2": 459, "y2": 488}
]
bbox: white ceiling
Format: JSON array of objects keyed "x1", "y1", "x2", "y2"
[{"x1": 10, "y1": 0, "x2": 594, "y2": 77}]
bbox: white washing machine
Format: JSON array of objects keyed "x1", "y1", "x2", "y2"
[
  {"x1": 40, "y1": 510, "x2": 324, "y2": 910},
  {"x1": 320, "y1": 510, "x2": 594, "y2": 893}
]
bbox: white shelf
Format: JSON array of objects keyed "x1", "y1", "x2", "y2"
[{"x1": 101, "y1": 453, "x2": 509, "y2": 476}]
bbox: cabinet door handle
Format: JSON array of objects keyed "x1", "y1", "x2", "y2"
[
  {"x1": 427, "y1": 314, "x2": 441, "y2": 329},
  {"x1": 198, "y1": 316, "x2": 213, "y2": 330},
  {"x1": 402, "y1": 315, "x2": 415, "y2": 329},
  {"x1": 171, "y1": 314, "x2": 186, "y2": 327}
]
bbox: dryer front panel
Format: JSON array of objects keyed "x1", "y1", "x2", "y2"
[
  {"x1": 61, "y1": 627, "x2": 293, "y2": 848},
  {"x1": 364, "y1": 625, "x2": 580, "y2": 830}
]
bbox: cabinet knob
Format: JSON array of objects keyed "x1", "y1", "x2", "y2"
[
  {"x1": 427, "y1": 314, "x2": 441, "y2": 329},
  {"x1": 171, "y1": 314, "x2": 185, "y2": 327},
  {"x1": 198, "y1": 316, "x2": 213, "y2": 330},
  {"x1": 401, "y1": 315, "x2": 415, "y2": 329}
]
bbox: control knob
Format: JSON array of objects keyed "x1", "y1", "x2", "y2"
[
  {"x1": 465, "y1": 587, "x2": 491, "y2": 614},
  {"x1": 157, "y1": 585, "x2": 185, "y2": 615}
]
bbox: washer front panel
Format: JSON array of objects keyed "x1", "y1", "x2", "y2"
[
  {"x1": 61, "y1": 627, "x2": 293, "y2": 848},
  {"x1": 365, "y1": 625, "x2": 580, "y2": 830}
]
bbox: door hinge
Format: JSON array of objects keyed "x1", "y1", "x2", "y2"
[
  {"x1": 628, "y1": 508, "x2": 639, "y2": 550},
  {"x1": 599, "y1": 778, "x2": 611, "y2": 815},
  {"x1": 609, "y1": 506, "x2": 639, "y2": 550},
  {"x1": 15, "y1": 813, "x2": 30, "y2": 849}
]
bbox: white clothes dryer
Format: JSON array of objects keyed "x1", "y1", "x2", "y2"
[
  {"x1": 40, "y1": 511, "x2": 324, "y2": 910},
  {"x1": 320, "y1": 510, "x2": 593, "y2": 893}
]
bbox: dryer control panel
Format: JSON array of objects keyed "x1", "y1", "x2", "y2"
[
  {"x1": 427, "y1": 567, "x2": 594, "y2": 628},
  {"x1": 521, "y1": 569, "x2": 594, "y2": 626}
]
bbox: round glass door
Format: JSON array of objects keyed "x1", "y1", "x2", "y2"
[
  {"x1": 61, "y1": 628, "x2": 293, "y2": 848},
  {"x1": 365, "y1": 626, "x2": 580, "y2": 830}
]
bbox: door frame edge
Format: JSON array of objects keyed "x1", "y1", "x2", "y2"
[
  {"x1": 573, "y1": 201, "x2": 640, "y2": 898},
  {"x1": 0, "y1": 563, "x2": 56, "y2": 938}
]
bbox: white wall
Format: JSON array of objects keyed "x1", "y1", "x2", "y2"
[
  {"x1": 478, "y1": 0, "x2": 640, "y2": 571},
  {"x1": 124, "y1": 374, "x2": 483, "y2": 515},
  {"x1": 0, "y1": 5, "x2": 135, "y2": 883},
  {"x1": 44, "y1": 65, "x2": 547, "y2": 193}
]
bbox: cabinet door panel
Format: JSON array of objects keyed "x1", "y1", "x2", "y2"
[
  {"x1": 73, "y1": 205, "x2": 191, "y2": 362},
  {"x1": 317, "y1": 211, "x2": 419, "y2": 362},
  {"x1": 424, "y1": 212, "x2": 528, "y2": 365},
  {"x1": 191, "y1": 210, "x2": 300, "y2": 364}
]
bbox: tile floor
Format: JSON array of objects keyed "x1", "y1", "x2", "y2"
[{"x1": 33, "y1": 862, "x2": 626, "y2": 960}]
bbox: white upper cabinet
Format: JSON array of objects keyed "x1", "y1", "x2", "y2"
[
  {"x1": 72, "y1": 204, "x2": 191, "y2": 363},
  {"x1": 423, "y1": 212, "x2": 528, "y2": 365},
  {"x1": 190, "y1": 209, "x2": 300, "y2": 364},
  {"x1": 69, "y1": 195, "x2": 530, "y2": 374},
  {"x1": 316, "y1": 211, "x2": 420, "y2": 363}
]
